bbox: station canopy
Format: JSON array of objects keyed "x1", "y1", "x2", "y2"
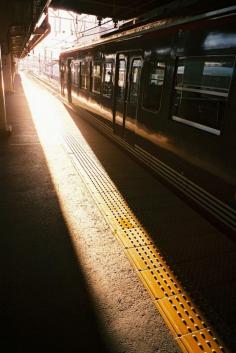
[
  {"x1": 0, "y1": 0, "x2": 50, "y2": 58},
  {"x1": 51, "y1": 0, "x2": 235, "y2": 20},
  {"x1": 1, "y1": 0, "x2": 235, "y2": 59}
]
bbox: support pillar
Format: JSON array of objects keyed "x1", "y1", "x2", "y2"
[
  {"x1": 3, "y1": 53, "x2": 14, "y2": 93},
  {"x1": 0, "y1": 46, "x2": 11, "y2": 135}
]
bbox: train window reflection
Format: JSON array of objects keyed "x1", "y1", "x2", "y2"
[
  {"x1": 142, "y1": 61, "x2": 165, "y2": 111},
  {"x1": 71, "y1": 62, "x2": 79, "y2": 85},
  {"x1": 117, "y1": 59, "x2": 126, "y2": 101},
  {"x1": 173, "y1": 56, "x2": 235, "y2": 134},
  {"x1": 80, "y1": 61, "x2": 89, "y2": 89},
  {"x1": 92, "y1": 62, "x2": 102, "y2": 94},
  {"x1": 129, "y1": 59, "x2": 142, "y2": 104},
  {"x1": 103, "y1": 62, "x2": 113, "y2": 98}
]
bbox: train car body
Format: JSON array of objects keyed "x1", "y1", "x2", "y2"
[{"x1": 59, "y1": 5, "x2": 236, "y2": 233}]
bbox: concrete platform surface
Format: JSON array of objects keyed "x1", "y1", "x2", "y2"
[{"x1": 0, "y1": 74, "x2": 181, "y2": 353}]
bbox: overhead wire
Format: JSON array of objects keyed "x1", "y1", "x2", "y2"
[
  {"x1": 44, "y1": 0, "x2": 165, "y2": 49},
  {"x1": 71, "y1": 0, "x2": 165, "y2": 39}
]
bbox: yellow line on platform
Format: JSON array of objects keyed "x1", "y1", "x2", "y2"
[{"x1": 63, "y1": 132, "x2": 228, "y2": 353}]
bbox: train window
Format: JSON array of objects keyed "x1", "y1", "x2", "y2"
[
  {"x1": 71, "y1": 62, "x2": 77, "y2": 85},
  {"x1": 70, "y1": 62, "x2": 74, "y2": 80},
  {"x1": 60, "y1": 63, "x2": 65, "y2": 79},
  {"x1": 72, "y1": 63, "x2": 79, "y2": 85},
  {"x1": 172, "y1": 56, "x2": 235, "y2": 135},
  {"x1": 91, "y1": 62, "x2": 102, "y2": 94},
  {"x1": 117, "y1": 59, "x2": 126, "y2": 101},
  {"x1": 142, "y1": 61, "x2": 165, "y2": 111},
  {"x1": 103, "y1": 62, "x2": 113, "y2": 98},
  {"x1": 80, "y1": 61, "x2": 89, "y2": 89},
  {"x1": 129, "y1": 59, "x2": 142, "y2": 104}
]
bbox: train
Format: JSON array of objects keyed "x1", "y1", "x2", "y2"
[{"x1": 59, "y1": 5, "x2": 236, "y2": 233}]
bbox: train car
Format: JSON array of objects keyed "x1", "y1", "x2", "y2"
[{"x1": 59, "y1": 5, "x2": 236, "y2": 233}]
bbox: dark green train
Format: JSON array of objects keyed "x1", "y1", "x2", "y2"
[{"x1": 59, "y1": 5, "x2": 236, "y2": 233}]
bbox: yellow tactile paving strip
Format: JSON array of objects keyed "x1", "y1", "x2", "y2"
[{"x1": 63, "y1": 133, "x2": 229, "y2": 353}]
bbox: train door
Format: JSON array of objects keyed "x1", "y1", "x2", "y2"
[
  {"x1": 113, "y1": 52, "x2": 142, "y2": 142},
  {"x1": 66, "y1": 58, "x2": 72, "y2": 103},
  {"x1": 125, "y1": 56, "x2": 142, "y2": 142},
  {"x1": 60, "y1": 61, "x2": 65, "y2": 96}
]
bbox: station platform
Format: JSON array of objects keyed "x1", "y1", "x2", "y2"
[{"x1": 0, "y1": 73, "x2": 235, "y2": 353}]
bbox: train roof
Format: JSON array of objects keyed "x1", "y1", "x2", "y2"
[{"x1": 60, "y1": 4, "x2": 236, "y2": 58}]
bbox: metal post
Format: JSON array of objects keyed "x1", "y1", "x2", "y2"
[
  {"x1": 44, "y1": 47, "x2": 46, "y2": 74},
  {"x1": 39, "y1": 52, "x2": 41, "y2": 74},
  {"x1": 51, "y1": 50, "x2": 53, "y2": 78},
  {"x1": 0, "y1": 46, "x2": 11, "y2": 135}
]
